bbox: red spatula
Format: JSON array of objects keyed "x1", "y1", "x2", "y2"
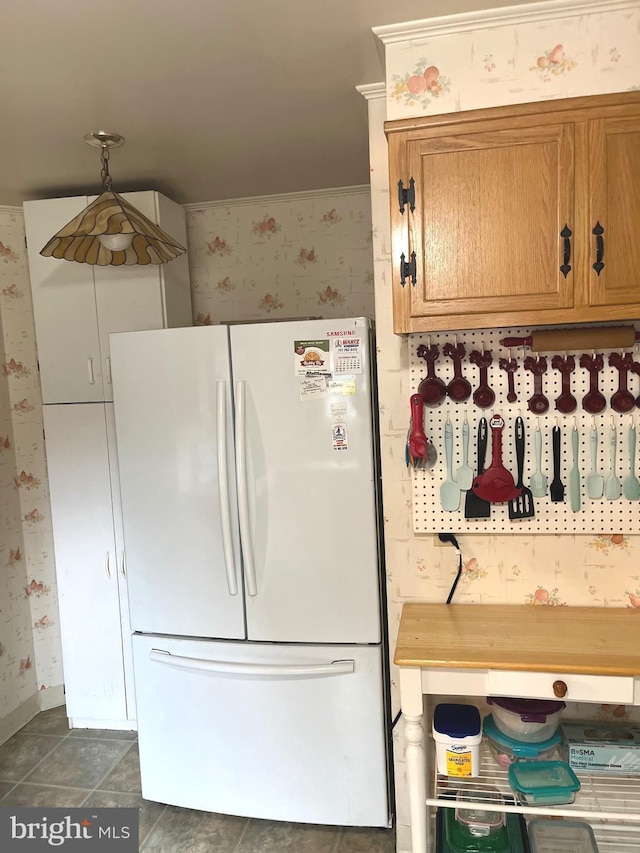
[{"x1": 471, "y1": 414, "x2": 522, "y2": 504}]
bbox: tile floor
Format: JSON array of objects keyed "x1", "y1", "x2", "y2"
[{"x1": 0, "y1": 705, "x2": 396, "y2": 852}]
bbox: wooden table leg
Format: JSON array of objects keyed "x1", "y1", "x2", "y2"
[{"x1": 399, "y1": 667, "x2": 428, "y2": 853}]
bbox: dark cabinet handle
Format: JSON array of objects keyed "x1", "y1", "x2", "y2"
[
  {"x1": 560, "y1": 224, "x2": 572, "y2": 278},
  {"x1": 397, "y1": 178, "x2": 415, "y2": 215},
  {"x1": 592, "y1": 221, "x2": 604, "y2": 276}
]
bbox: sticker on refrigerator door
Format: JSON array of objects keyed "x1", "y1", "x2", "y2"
[
  {"x1": 332, "y1": 336, "x2": 362, "y2": 374},
  {"x1": 294, "y1": 340, "x2": 331, "y2": 377},
  {"x1": 328, "y1": 377, "x2": 356, "y2": 396},
  {"x1": 331, "y1": 422, "x2": 349, "y2": 451},
  {"x1": 299, "y1": 376, "x2": 328, "y2": 401}
]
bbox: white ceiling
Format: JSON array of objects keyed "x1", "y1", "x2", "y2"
[{"x1": 1, "y1": 0, "x2": 532, "y2": 207}]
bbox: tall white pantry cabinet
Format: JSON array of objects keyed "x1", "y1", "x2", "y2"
[{"x1": 24, "y1": 191, "x2": 192, "y2": 729}]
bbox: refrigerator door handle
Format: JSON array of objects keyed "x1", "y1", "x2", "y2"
[
  {"x1": 216, "y1": 380, "x2": 238, "y2": 596},
  {"x1": 234, "y1": 380, "x2": 258, "y2": 596},
  {"x1": 150, "y1": 649, "x2": 355, "y2": 678}
]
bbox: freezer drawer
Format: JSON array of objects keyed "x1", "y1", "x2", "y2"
[{"x1": 132, "y1": 634, "x2": 390, "y2": 826}]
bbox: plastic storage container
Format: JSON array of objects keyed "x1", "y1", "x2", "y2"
[
  {"x1": 455, "y1": 787, "x2": 505, "y2": 837},
  {"x1": 508, "y1": 760, "x2": 581, "y2": 805},
  {"x1": 487, "y1": 697, "x2": 565, "y2": 742},
  {"x1": 527, "y1": 818, "x2": 600, "y2": 852},
  {"x1": 437, "y1": 808, "x2": 528, "y2": 853},
  {"x1": 433, "y1": 703, "x2": 482, "y2": 777},
  {"x1": 484, "y1": 714, "x2": 561, "y2": 767}
]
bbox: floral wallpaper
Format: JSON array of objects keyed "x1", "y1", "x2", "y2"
[
  {"x1": 368, "y1": 1, "x2": 640, "y2": 846},
  {"x1": 385, "y1": 3, "x2": 640, "y2": 120},
  {"x1": 0, "y1": 208, "x2": 61, "y2": 721},
  {"x1": 185, "y1": 187, "x2": 375, "y2": 325}
]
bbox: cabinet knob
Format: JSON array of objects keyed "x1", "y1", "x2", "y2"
[{"x1": 553, "y1": 680, "x2": 567, "y2": 698}]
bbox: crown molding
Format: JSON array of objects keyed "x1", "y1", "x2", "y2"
[
  {"x1": 184, "y1": 184, "x2": 370, "y2": 212},
  {"x1": 356, "y1": 83, "x2": 386, "y2": 101},
  {"x1": 373, "y1": 0, "x2": 639, "y2": 43}
]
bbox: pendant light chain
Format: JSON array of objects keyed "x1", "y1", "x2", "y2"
[{"x1": 100, "y1": 144, "x2": 113, "y2": 191}]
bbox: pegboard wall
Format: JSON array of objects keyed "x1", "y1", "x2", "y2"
[{"x1": 409, "y1": 325, "x2": 640, "y2": 534}]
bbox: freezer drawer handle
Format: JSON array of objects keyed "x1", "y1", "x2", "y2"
[
  {"x1": 216, "y1": 380, "x2": 239, "y2": 596},
  {"x1": 234, "y1": 380, "x2": 258, "y2": 596},
  {"x1": 149, "y1": 649, "x2": 355, "y2": 678}
]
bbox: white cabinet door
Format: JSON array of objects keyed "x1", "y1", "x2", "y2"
[
  {"x1": 24, "y1": 197, "x2": 104, "y2": 404},
  {"x1": 25, "y1": 192, "x2": 192, "y2": 405},
  {"x1": 43, "y1": 403, "x2": 128, "y2": 723}
]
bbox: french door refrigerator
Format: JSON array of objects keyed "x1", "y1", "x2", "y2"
[{"x1": 110, "y1": 317, "x2": 391, "y2": 827}]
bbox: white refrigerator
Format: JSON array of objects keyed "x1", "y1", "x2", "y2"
[{"x1": 110, "y1": 317, "x2": 391, "y2": 826}]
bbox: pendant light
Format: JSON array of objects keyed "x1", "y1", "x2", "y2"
[{"x1": 39, "y1": 132, "x2": 186, "y2": 266}]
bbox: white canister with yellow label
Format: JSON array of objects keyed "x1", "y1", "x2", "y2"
[{"x1": 433, "y1": 703, "x2": 482, "y2": 777}]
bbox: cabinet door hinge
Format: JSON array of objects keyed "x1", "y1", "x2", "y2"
[
  {"x1": 399, "y1": 251, "x2": 417, "y2": 287},
  {"x1": 397, "y1": 178, "x2": 415, "y2": 215}
]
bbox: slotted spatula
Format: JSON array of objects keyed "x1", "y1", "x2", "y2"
[{"x1": 509, "y1": 416, "x2": 535, "y2": 520}]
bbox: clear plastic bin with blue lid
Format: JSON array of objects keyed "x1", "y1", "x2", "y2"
[
  {"x1": 527, "y1": 818, "x2": 600, "y2": 852},
  {"x1": 508, "y1": 760, "x2": 581, "y2": 805},
  {"x1": 483, "y1": 714, "x2": 561, "y2": 767}
]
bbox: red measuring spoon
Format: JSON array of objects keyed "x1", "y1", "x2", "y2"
[
  {"x1": 416, "y1": 343, "x2": 447, "y2": 407},
  {"x1": 443, "y1": 342, "x2": 472, "y2": 402},
  {"x1": 551, "y1": 355, "x2": 577, "y2": 414},
  {"x1": 498, "y1": 355, "x2": 518, "y2": 403},
  {"x1": 579, "y1": 353, "x2": 606, "y2": 414},
  {"x1": 524, "y1": 356, "x2": 549, "y2": 414},
  {"x1": 469, "y1": 349, "x2": 495, "y2": 409},
  {"x1": 609, "y1": 352, "x2": 635, "y2": 414}
]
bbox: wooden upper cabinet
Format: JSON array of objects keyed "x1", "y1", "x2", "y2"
[{"x1": 386, "y1": 92, "x2": 640, "y2": 333}]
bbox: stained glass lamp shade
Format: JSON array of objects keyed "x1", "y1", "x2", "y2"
[{"x1": 39, "y1": 131, "x2": 186, "y2": 266}]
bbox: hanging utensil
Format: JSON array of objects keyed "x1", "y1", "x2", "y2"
[
  {"x1": 443, "y1": 342, "x2": 472, "y2": 403},
  {"x1": 549, "y1": 425, "x2": 565, "y2": 503},
  {"x1": 509, "y1": 416, "x2": 535, "y2": 520},
  {"x1": 579, "y1": 353, "x2": 606, "y2": 414},
  {"x1": 464, "y1": 418, "x2": 491, "y2": 519},
  {"x1": 407, "y1": 394, "x2": 438, "y2": 469},
  {"x1": 622, "y1": 424, "x2": 640, "y2": 501},
  {"x1": 440, "y1": 418, "x2": 461, "y2": 512},
  {"x1": 471, "y1": 414, "x2": 521, "y2": 504},
  {"x1": 585, "y1": 422, "x2": 604, "y2": 499},
  {"x1": 524, "y1": 355, "x2": 549, "y2": 414},
  {"x1": 551, "y1": 354, "x2": 577, "y2": 414},
  {"x1": 609, "y1": 352, "x2": 635, "y2": 414},
  {"x1": 416, "y1": 342, "x2": 447, "y2": 407},
  {"x1": 569, "y1": 422, "x2": 581, "y2": 512},
  {"x1": 604, "y1": 420, "x2": 621, "y2": 501},
  {"x1": 456, "y1": 415, "x2": 473, "y2": 491},
  {"x1": 498, "y1": 351, "x2": 518, "y2": 404},
  {"x1": 469, "y1": 347, "x2": 495, "y2": 409},
  {"x1": 529, "y1": 420, "x2": 548, "y2": 498}
]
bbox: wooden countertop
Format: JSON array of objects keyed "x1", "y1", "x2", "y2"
[{"x1": 395, "y1": 604, "x2": 640, "y2": 676}]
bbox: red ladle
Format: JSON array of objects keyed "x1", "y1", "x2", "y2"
[
  {"x1": 551, "y1": 355, "x2": 577, "y2": 414},
  {"x1": 609, "y1": 352, "x2": 635, "y2": 414},
  {"x1": 524, "y1": 356, "x2": 549, "y2": 414},
  {"x1": 469, "y1": 349, "x2": 495, "y2": 409},
  {"x1": 579, "y1": 353, "x2": 606, "y2": 414},
  {"x1": 471, "y1": 414, "x2": 521, "y2": 504},
  {"x1": 416, "y1": 343, "x2": 446, "y2": 406},
  {"x1": 442, "y1": 342, "x2": 472, "y2": 402}
]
